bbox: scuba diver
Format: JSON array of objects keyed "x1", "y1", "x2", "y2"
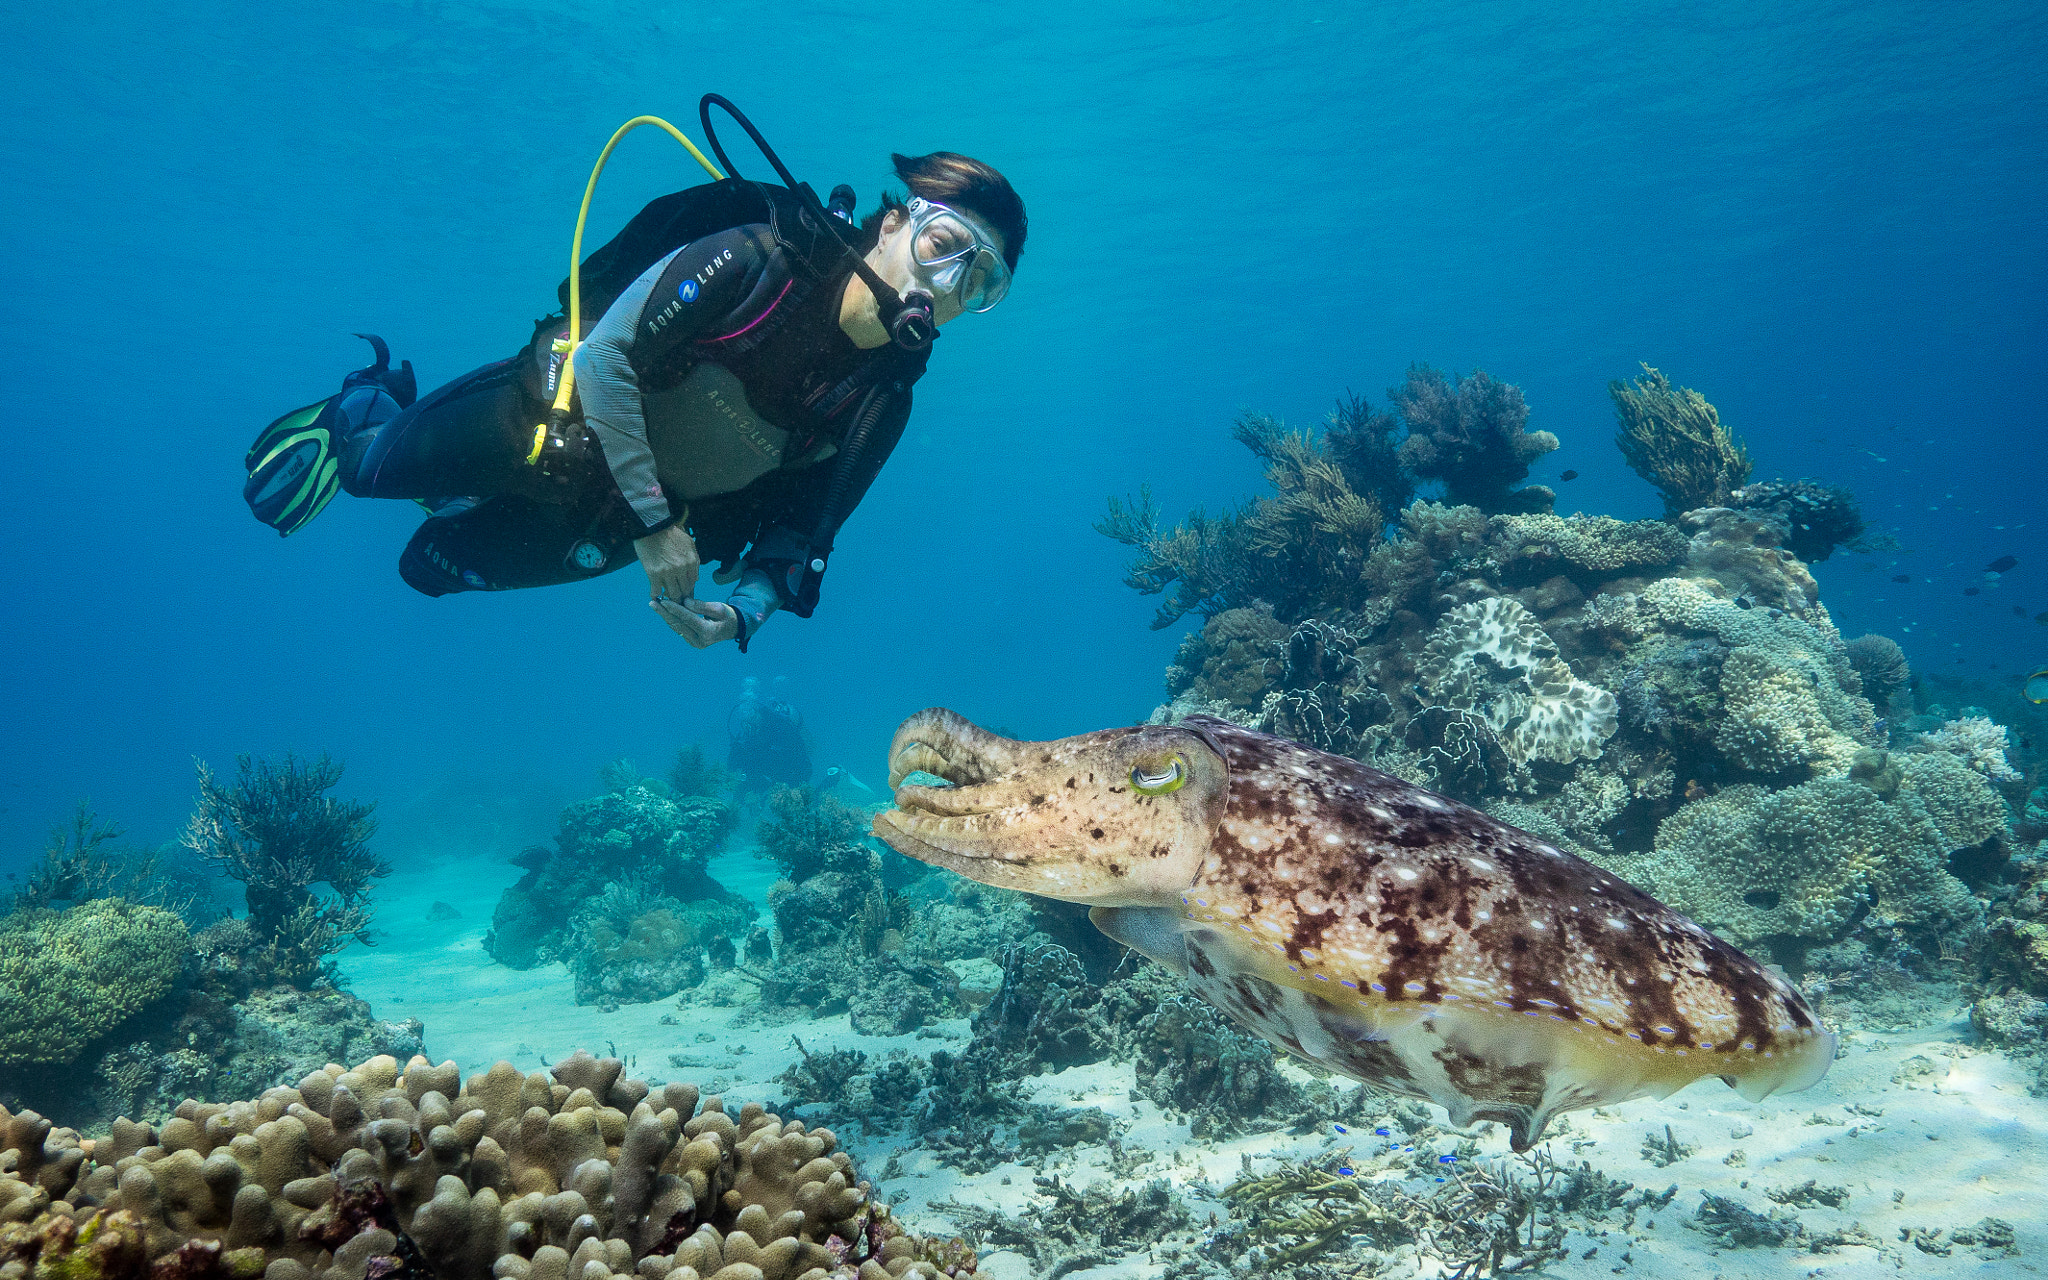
[
  {"x1": 245, "y1": 105, "x2": 1024, "y2": 652},
  {"x1": 727, "y1": 676, "x2": 812, "y2": 792}
]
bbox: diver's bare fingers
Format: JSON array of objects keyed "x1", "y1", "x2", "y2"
[{"x1": 649, "y1": 599, "x2": 692, "y2": 635}]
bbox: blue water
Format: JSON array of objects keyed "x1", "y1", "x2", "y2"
[{"x1": 3, "y1": 0, "x2": 2043, "y2": 864}]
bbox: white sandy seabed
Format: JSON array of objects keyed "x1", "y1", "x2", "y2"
[{"x1": 339, "y1": 851, "x2": 2048, "y2": 1280}]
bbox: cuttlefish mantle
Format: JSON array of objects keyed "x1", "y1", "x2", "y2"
[{"x1": 873, "y1": 709, "x2": 1836, "y2": 1150}]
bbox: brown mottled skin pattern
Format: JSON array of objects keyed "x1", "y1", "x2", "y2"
[{"x1": 874, "y1": 709, "x2": 1836, "y2": 1149}]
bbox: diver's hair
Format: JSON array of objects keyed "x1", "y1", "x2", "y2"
[{"x1": 859, "y1": 152, "x2": 1027, "y2": 271}]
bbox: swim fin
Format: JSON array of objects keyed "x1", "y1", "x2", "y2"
[
  {"x1": 244, "y1": 397, "x2": 341, "y2": 537},
  {"x1": 244, "y1": 334, "x2": 416, "y2": 537}
]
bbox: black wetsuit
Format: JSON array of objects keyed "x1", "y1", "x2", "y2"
[{"x1": 336, "y1": 184, "x2": 929, "y2": 644}]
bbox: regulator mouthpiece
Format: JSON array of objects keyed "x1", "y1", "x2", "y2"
[{"x1": 889, "y1": 290, "x2": 936, "y2": 351}]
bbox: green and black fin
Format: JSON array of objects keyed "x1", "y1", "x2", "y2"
[{"x1": 244, "y1": 397, "x2": 341, "y2": 537}]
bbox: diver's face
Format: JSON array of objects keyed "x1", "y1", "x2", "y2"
[{"x1": 869, "y1": 206, "x2": 1009, "y2": 328}]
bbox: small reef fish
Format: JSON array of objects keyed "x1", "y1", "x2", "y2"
[
  {"x1": 1892, "y1": 574, "x2": 1912, "y2": 583},
  {"x1": 1988, "y1": 555, "x2": 2019, "y2": 573},
  {"x1": 1558, "y1": 470, "x2": 1579, "y2": 482},
  {"x1": 874, "y1": 710, "x2": 1836, "y2": 1150},
  {"x1": 2036, "y1": 611, "x2": 2048, "y2": 625},
  {"x1": 1965, "y1": 587, "x2": 1981, "y2": 596}
]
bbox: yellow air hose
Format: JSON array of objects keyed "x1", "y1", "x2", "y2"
[{"x1": 527, "y1": 116, "x2": 725, "y2": 465}]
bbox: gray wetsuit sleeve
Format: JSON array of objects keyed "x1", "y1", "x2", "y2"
[
  {"x1": 724, "y1": 524, "x2": 812, "y2": 647},
  {"x1": 574, "y1": 248, "x2": 683, "y2": 532}
]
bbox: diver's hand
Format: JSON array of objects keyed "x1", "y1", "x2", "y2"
[
  {"x1": 635, "y1": 524, "x2": 700, "y2": 603},
  {"x1": 652, "y1": 597, "x2": 740, "y2": 649}
]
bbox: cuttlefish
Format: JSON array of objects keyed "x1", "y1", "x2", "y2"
[{"x1": 873, "y1": 710, "x2": 1836, "y2": 1150}]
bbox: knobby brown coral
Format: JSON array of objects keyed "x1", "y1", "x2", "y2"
[{"x1": 0, "y1": 1052, "x2": 971, "y2": 1280}]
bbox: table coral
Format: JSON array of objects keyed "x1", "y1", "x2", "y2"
[
  {"x1": 1416, "y1": 598, "x2": 1617, "y2": 770},
  {"x1": 1486, "y1": 513, "x2": 1687, "y2": 581},
  {"x1": 0, "y1": 899, "x2": 189, "y2": 1067},
  {"x1": 0, "y1": 1051, "x2": 970, "y2": 1280}
]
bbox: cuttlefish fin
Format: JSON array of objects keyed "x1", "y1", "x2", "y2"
[{"x1": 1089, "y1": 905, "x2": 1190, "y2": 976}]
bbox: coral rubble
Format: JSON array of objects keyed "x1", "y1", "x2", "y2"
[{"x1": 0, "y1": 1052, "x2": 972, "y2": 1280}]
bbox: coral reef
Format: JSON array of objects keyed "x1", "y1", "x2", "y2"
[
  {"x1": 0, "y1": 900, "x2": 188, "y2": 1067},
  {"x1": 183, "y1": 756, "x2": 389, "y2": 990},
  {"x1": 485, "y1": 777, "x2": 745, "y2": 1002},
  {"x1": 1392, "y1": 365, "x2": 1557, "y2": 514},
  {"x1": 1609, "y1": 364, "x2": 1751, "y2": 517},
  {"x1": 1112, "y1": 363, "x2": 2021, "y2": 977},
  {"x1": 729, "y1": 790, "x2": 968, "y2": 1038},
  {"x1": 1598, "y1": 750, "x2": 2007, "y2": 960},
  {"x1": 0, "y1": 1051, "x2": 973, "y2": 1280}
]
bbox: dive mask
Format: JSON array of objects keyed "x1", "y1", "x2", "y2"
[{"x1": 905, "y1": 197, "x2": 1011, "y2": 313}]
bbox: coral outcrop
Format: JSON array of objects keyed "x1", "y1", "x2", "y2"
[
  {"x1": 1113, "y1": 361, "x2": 2016, "y2": 971},
  {"x1": 0, "y1": 1051, "x2": 973, "y2": 1280},
  {"x1": 486, "y1": 774, "x2": 747, "y2": 1006}
]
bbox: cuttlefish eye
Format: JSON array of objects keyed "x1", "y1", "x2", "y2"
[{"x1": 1130, "y1": 756, "x2": 1186, "y2": 796}]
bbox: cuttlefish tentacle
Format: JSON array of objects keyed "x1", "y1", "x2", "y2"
[{"x1": 875, "y1": 709, "x2": 1837, "y2": 1151}]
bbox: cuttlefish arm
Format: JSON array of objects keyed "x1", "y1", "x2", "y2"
[{"x1": 873, "y1": 708, "x2": 1837, "y2": 1150}]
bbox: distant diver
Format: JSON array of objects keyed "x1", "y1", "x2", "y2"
[
  {"x1": 727, "y1": 676, "x2": 813, "y2": 790},
  {"x1": 245, "y1": 96, "x2": 1025, "y2": 652}
]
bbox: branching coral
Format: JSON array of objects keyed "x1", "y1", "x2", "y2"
[
  {"x1": 6, "y1": 804, "x2": 210, "y2": 921},
  {"x1": 1098, "y1": 409, "x2": 1397, "y2": 627},
  {"x1": 1393, "y1": 365, "x2": 1558, "y2": 515},
  {"x1": 0, "y1": 1051, "x2": 973, "y2": 1280},
  {"x1": 665, "y1": 746, "x2": 734, "y2": 800},
  {"x1": 1917, "y1": 716, "x2": 2023, "y2": 782},
  {"x1": 0, "y1": 899, "x2": 189, "y2": 1067},
  {"x1": 1609, "y1": 364, "x2": 1752, "y2": 517},
  {"x1": 182, "y1": 756, "x2": 387, "y2": 989},
  {"x1": 1096, "y1": 487, "x2": 1259, "y2": 630},
  {"x1": 1713, "y1": 646, "x2": 1865, "y2": 777},
  {"x1": 1322, "y1": 393, "x2": 1415, "y2": 519}
]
